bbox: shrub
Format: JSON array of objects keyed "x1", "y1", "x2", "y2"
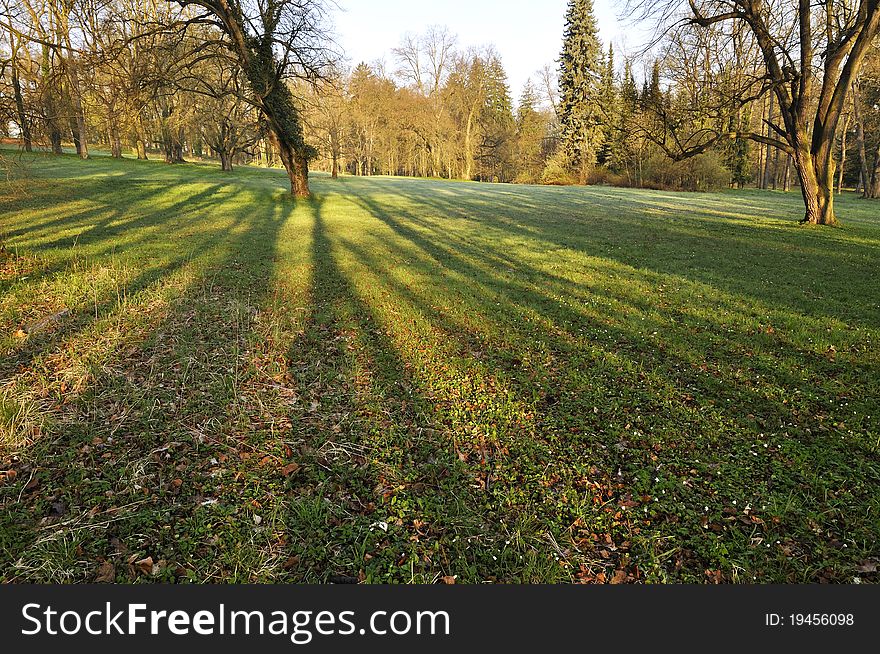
[
  {"x1": 540, "y1": 152, "x2": 577, "y2": 186},
  {"x1": 585, "y1": 165, "x2": 628, "y2": 187},
  {"x1": 640, "y1": 151, "x2": 731, "y2": 192}
]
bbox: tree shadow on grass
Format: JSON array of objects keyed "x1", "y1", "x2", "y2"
[
  {"x1": 371, "y1": 179, "x2": 880, "y2": 329},
  {"x1": 0, "y1": 176, "x2": 293, "y2": 582},
  {"x1": 274, "y1": 196, "x2": 511, "y2": 583},
  {"x1": 350, "y1": 192, "x2": 875, "y2": 431},
  {"x1": 0, "y1": 182, "x2": 259, "y2": 394},
  {"x1": 331, "y1": 187, "x2": 880, "y2": 582}
]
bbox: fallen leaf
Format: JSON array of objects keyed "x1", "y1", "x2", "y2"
[
  {"x1": 95, "y1": 561, "x2": 116, "y2": 583},
  {"x1": 609, "y1": 569, "x2": 627, "y2": 584},
  {"x1": 441, "y1": 575, "x2": 456, "y2": 585},
  {"x1": 855, "y1": 560, "x2": 877, "y2": 573},
  {"x1": 281, "y1": 462, "x2": 300, "y2": 477},
  {"x1": 135, "y1": 556, "x2": 154, "y2": 575}
]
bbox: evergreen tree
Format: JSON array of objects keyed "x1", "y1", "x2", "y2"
[
  {"x1": 608, "y1": 60, "x2": 639, "y2": 179},
  {"x1": 478, "y1": 56, "x2": 516, "y2": 181},
  {"x1": 724, "y1": 111, "x2": 752, "y2": 188},
  {"x1": 596, "y1": 43, "x2": 617, "y2": 164},
  {"x1": 642, "y1": 60, "x2": 663, "y2": 110},
  {"x1": 516, "y1": 79, "x2": 548, "y2": 182},
  {"x1": 558, "y1": 0, "x2": 604, "y2": 183}
]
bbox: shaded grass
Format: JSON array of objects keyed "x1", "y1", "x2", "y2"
[{"x1": 1, "y1": 151, "x2": 878, "y2": 583}]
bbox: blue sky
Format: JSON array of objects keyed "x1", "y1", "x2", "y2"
[{"x1": 331, "y1": 0, "x2": 643, "y2": 99}]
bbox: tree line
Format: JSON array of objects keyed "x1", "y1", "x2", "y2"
[
  {"x1": 1, "y1": 0, "x2": 879, "y2": 221},
  {"x1": 0, "y1": 0, "x2": 333, "y2": 196}
]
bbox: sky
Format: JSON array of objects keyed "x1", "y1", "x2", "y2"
[{"x1": 330, "y1": 0, "x2": 647, "y2": 101}]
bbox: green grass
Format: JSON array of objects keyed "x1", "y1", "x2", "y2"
[{"x1": 1, "y1": 151, "x2": 878, "y2": 584}]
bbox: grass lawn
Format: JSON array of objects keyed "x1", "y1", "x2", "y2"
[{"x1": 1, "y1": 151, "x2": 878, "y2": 583}]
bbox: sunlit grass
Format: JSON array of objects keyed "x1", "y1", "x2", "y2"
[{"x1": 1, "y1": 151, "x2": 878, "y2": 583}]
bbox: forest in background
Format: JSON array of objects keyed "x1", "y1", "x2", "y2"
[{"x1": 1, "y1": 1, "x2": 879, "y2": 198}]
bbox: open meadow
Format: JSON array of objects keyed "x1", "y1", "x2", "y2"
[{"x1": 1, "y1": 152, "x2": 879, "y2": 583}]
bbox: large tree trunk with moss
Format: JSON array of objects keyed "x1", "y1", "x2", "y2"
[
  {"x1": 172, "y1": 0, "x2": 319, "y2": 196},
  {"x1": 266, "y1": 127, "x2": 309, "y2": 196},
  {"x1": 794, "y1": 141, "x2": 837, "y2": 226},
  {"x1": 252, "y1": 76, "x2": 311, "y2": 197}
]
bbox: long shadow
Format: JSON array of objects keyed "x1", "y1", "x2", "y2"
[
  {"x1": 349, "y1": 192, "x2": 872, "y2": 431},
  {"x1": 276, "y1": 196, "x2": 496, "y2": 583},
  {"x1": 327, "y1": 186, "x2": 880, "y2": 581},
  {"x1": 0, "y1": 165, "x2": 291, "y2": 582},
  {"x1": 1, "y1": 184, "x2": 257, "y2": 385},
  {"x1": 373, "y1": 180, "x2": 880, "y2": 328}
]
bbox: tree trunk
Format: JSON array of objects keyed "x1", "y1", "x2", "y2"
[
  {"x1": 11, "y1": 66, "x2": 32, "y2": 152},
  {"x1": 251, "y1": 85, "x2": 310, "y2": 197},
  {"x1": 70, "y1": 116, "x2": 82, "y2": 156},
  {"x1": 795, "y1": 146, "x2": 837, "y2": 225},
  {"x1": 174, "y1": 127, "x2": 186, "y2": 162},
  {"x1": 63, "y1": 56, "x2": 89, "y2": 159},
  {"x1": 464, "y1": 107, "x2": 476, "y2": 180},
  {"x1": 219, "y1": 150, "x2": 232, "y2": 171},
  {"x1": 163, "y1": 135, "x2": 174, "y2": 164},
  {"x1": 135, "y1": 116, "x2": 148, "y2": 160},
  {"x1": 837, "y1": 113, "x2": 850, "y2": 195},
  {"x1": 763, "y1": 94, "x2": 775, "y2": 189},
  {"x1": 772, "y1": 144, "x2": 781, "y2": 190},
  {"x1": 108, "y1": 119, "x2": 122, "y2": 158},
  {"x1": 267, "y1": 129, "x2": 309, "y2": 197},
  {"x1": 41, "y1": 44, "x2": 63, "y2": 155},
  {"x1": 49, "y1": 127, "x2": 63, "y2": 155},
  {"x1": 868, "y1": 144, "x2": 880, "y2": 199},
  {"x1": 783, "y1": 156, "x2": 791, "y2": 191}
]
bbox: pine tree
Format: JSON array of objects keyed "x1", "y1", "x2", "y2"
[
  {"x1": 478, "y1": 56, "x2": 516, "y2": 182},
  {"x1": 596, "y1": 43, "x2": 617, "y2": 164},
  {"x1": 724, "y1": 110, "x2": 752, "y2": 188},
  {"x1": 608, "y1": 60, "x2": 639, "y2": 179},
  {"x1": 642, "y1": 60, "x2": 663, "y2": 111},
  {"x1": 558, "y1": 0, "x2": 604, "y2": 183}
]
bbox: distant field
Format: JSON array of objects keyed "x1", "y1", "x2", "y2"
[{"x1": 1, "y1": 152, "x2": 878, "y2": 583}]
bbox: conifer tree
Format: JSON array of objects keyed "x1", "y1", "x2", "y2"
[
  {"x1": 479, "y1": 57, "x2": 516, "y2": 181},
  {"x1": 597, "y1": 43, "x2": 617, "y2": 164},
  {"x1": 608, "y1": 60, "x2": 639, "y2": 181},
  {"x1": 558, "y1": 0, "x2": 603, "y2": 183},
  {"x1": 516, "y1": 80, "x2": 549, "y2": 182}
]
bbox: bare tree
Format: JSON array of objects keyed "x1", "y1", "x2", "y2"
[
  {"x1": 423, "y1": 25, "x2": 456, "y2": 95},
  {"x1": 172, "y1": 0, "x2": 336, "y2": 197},
  {"x1": 629, "y1": 0, "x2": 880, "y2": 225},
  {"x1": 392, "y1": 32, "x2": 423, "y2": 93},
  {"x1": 3, "y1": 9, "x2": 33, "y2": 151}
]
